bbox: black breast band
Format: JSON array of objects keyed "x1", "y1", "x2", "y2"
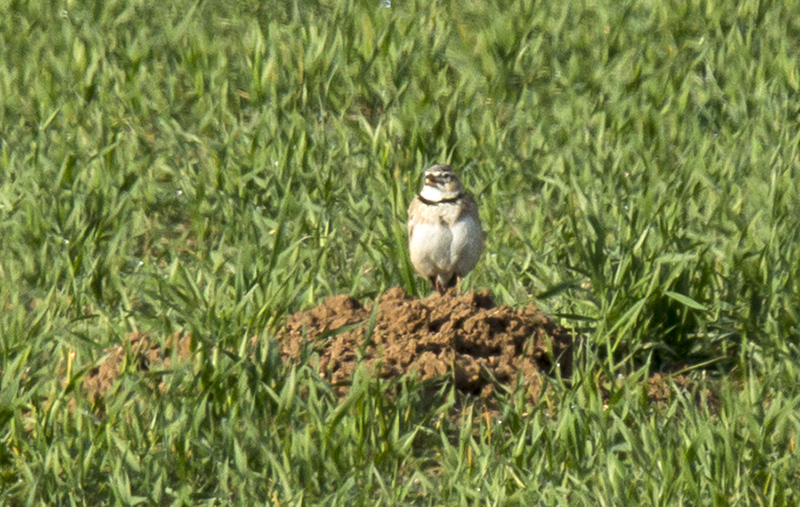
[{"x1": 417, "y1": 193, "x2": 464, "y2": 206}]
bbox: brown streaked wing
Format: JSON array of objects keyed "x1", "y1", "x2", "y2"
[
  {"x1": 458, "y1": 194, "x2": 483, "y2": 225},
  {"x1": 407, "y1": 196, "x2": 425, "y2": 241}
]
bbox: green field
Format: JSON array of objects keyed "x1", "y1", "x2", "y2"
[{"x1": 2, "y1": 0, "x2": 800, "y2": 503}]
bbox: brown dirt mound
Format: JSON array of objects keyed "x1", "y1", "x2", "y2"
[
  {"x1": 82, "y1": 331, "x2": 192, "y2": 403},
  {"x1": 279, "y1": 287, "x2": 576, "y2": 400},
  {"x1": 76, "y1": 293, "x2": 716, "y2": 412}
]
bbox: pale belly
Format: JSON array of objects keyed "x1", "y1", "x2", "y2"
[{"x1": 409, "y1": 216, "x2": 483, "y2": 280}]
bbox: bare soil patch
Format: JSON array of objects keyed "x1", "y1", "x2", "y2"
[
  {"x1": 79, "y1": 288, "x2": 710, "y2": 409},
  {"x1": 82, "y1": 331, "x2": 192, "y2": 403},
  {"x1": 279, "y1": 287, "x2": 575, "y2": 400}
]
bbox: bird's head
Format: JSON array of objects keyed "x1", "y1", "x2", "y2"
[{"x1": 419, "y1": 164, "x2": 464, "y2": 202}]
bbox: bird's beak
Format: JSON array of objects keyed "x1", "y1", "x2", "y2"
[{"x1": 425, "y1": 174, "x2": 437, "y2": 185}]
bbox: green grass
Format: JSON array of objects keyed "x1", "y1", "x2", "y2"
[{"x1": 2, "y1": 0, "x2": 800, "y2": 503}]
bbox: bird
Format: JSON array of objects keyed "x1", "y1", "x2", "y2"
[{"x1": 407, "y1": 164, "x2": 485, "y2": 294}]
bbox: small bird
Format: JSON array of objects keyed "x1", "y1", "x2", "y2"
[{"x1": 407, "y1": 164, "x2": 485, "y2": 294}]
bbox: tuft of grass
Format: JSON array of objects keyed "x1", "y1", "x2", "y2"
[{"x1": 1, "y1": 0, "x2": 799, "y2": 503}]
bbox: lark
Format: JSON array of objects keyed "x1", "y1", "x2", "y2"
[{"x1": 407, "y1": 164, "x2": 485, "y2": 294}]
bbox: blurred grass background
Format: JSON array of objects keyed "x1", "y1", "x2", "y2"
[{"x1": 1, "y1": 0, "x2": 799, "y2": 503}]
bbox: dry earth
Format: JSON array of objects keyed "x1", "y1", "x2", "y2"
[
  {"x1": 81, "y1": 287, "x2": 706, "y2": 407},
  {"x1": 279, "y1": 287, "x2": 575, "y2": 400}
]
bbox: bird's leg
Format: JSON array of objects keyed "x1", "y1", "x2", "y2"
[
  {"x1": 435, "y1": 278, "x2": 444, "y2": 294},
  {"x1": 430, "y1": 277, "x2": 441, "y2": 294},
  {"x1": 456, "y1": 276, "x2": 462, "y2": 295}
]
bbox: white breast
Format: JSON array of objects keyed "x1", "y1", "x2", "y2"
[
  {"x1": 409, "y1": 222, "x2": 453, "y2": 278},
  {"x1": 451, "y1": 215, "x2": 483, "y2": 275},
  {"x1": 409, "y1": 214, "x2": 483, "y2": 281}
]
